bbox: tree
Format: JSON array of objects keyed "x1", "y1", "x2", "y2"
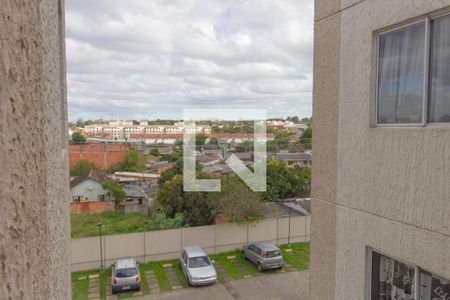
[
  {"x1": 290, "y1": 166, "x2": 311, "y2": 197},
  {"x1": 209, "y1": 137, "x2": 218, "y2": 145},
  {"x1": 262, "y1": 159, "x2": 312, "y2": 201},
  {"x1": 235, "y1": 140, "x2": 254, "y2": 152},
  {"x1": 150, "y1": 148, "x2": 160, "y2": 156},
  {"x1": 121, "y1": 149, "x2": 146, "y2": 172},
  {"x1": 155, "y1": 174, "x2": 216, "y2": 226},
  {"x1": 262, "y1": 159, "x2": 295, "y2": 201},
  {"x1": 195, "y1": 134, "x2": 207, "y2": 146},
  {"x1": 101, "y1": 179, "x2": 126, "y2": 205},
  {"x1": 299, "y1": 123, "x2": 312, "y2": 150},
  {"x1": 70, "y1": 160, "x2": 98, "y2": 177},
  {"x1": 155, "y1": 175, "x2": 185, "y2": 217},
  {"x1": 70, "y1": 132, "x2": 86, "y2": 145},
  {"x1": 214, "y1": 176, "x2": 263, "y2": 223}
]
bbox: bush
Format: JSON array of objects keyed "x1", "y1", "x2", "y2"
[
  {"x1": 70, "y1": 160, "x2": 97, "y2": 177},
  {"x1": 150, "y1": 148, "x2": 160, "y2": 156},
  {"x1": 122, "y1": 149, "x2": 146, "y2": 172}
]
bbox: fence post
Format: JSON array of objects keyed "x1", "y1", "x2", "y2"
[
  {"x1": 143, "y1": 231, "x2": 146, "y2": 263},
  {"x1": 214, "y1": 224, "x2": 217, "y2": 254},
  {"x1": 246, "y1": 223, "x2": 249, "y2": 244},
  {"x1": 180, "y1": 228, "x2": 183, "y2": 253},
  {"x1": 276, "y1": 217, "x2": 279, "y2": 246}
]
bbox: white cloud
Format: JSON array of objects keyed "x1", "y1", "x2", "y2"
[{"x1": 65, "y1": 0, "x2": 314, "y2": 120}]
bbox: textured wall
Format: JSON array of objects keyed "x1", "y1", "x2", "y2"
[
  {"x1": 0, "y1": 1, "x2": 70, "y2": 299},
  {"x1": 335, "y1": 0, "x2": 450, "y2": 298},
  {"x1": 312, "y1": 0, "x2": 450, "y2": 299},
  {"x1": 310, "y1": 0, "x2": 341, "y2": 299}
]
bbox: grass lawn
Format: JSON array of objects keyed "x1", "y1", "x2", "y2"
[
  {"x1": 72, "y1": 242, "x2": 310, "y2": 299},
  {"x1": 71, "y1": 212, "x2": 150, "y2": 238}
]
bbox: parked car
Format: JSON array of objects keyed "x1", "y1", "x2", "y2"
[
  {"x1": 180, "y1": 246, "x2": 217, "y2": 286},
  {"x1": 242, "y1": 242, "x2": 284, "y2": 272},
  {"x1": 111, "y1": 258, "x2": 141, "y2": 294}
]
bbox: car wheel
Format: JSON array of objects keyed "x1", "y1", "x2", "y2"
[
  {"x1": 241, "y1": 251, "x2": 247, "y2": 260},
  {"x1": 257, "y1": 263, "x2": 263, "y2": 272}
]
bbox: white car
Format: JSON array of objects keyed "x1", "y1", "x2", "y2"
[{"x1": 180, "y1": 246, "x2": 217, "y2": 286}]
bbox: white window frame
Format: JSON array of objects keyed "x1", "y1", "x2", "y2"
[{"x1": 375, "y1": 10, "x2": 450, "y2": 127}]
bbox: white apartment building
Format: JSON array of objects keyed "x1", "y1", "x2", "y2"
[{"x1": 83, "y1": 122, "x2": 211, "y2": 140}]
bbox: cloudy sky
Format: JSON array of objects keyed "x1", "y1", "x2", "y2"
[{"x1": 65, "y1": 0, "x2": 314, "y2": 121}]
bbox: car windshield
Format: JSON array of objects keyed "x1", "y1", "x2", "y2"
[
  {"x1": 267, "y1": 250, "x2": 281, "y2": 258},
  {"x1": 115, "y1": 268, "x2": 138, "y2": 278},
  {"x1": 188, "y1": 256, "x2": 211, "y2": 268}
]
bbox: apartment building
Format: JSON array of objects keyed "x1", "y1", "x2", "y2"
[
  {"x1": 83, "y1": 122, "x2": 211, "y2": 140},
  {"x1": 312, "y1": 1, "x2": 450, "y2": 299}
]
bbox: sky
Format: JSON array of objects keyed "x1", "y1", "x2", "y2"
[{"x1": 65, "y1": 0, "x2": 314, "y2": 121}]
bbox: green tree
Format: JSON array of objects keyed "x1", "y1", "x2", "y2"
[
  {"x1": 209, "y1": 137, "x2": 218, "y2": 145},
  {"x1": 150, "y1": 148, "x2": 160, "y2": 156},
  {"x1": 196, "y1": 133, "x2": 207, "y2": 146},
  {"x1": 121, "y1": 149, "x2": 146, "y2": 172},
  {"x1": 70, "y1": 132, "x2": 86, "y2": 145},
  {"x1": 101, "y1": 179, "x2": 126, "y2": 204},
  {"x1": 235, "y1": 140, "x2": 254, "y2": 152},
  {"x1": 299, "y1": 123, "x2": 312, "y2": 150},
  {"x1": 290, "y1": 166, "x2": 311, "y2": 196},
  {"x1": 214, "y1": 176, "x2": 263, "y2": 223},
  {"x1": 155, "y1": 174, "x2": 216, "y2": 226},
  {"x1": 262, "y1": 159, "x2": 295, "y2": 201},
  {"x1": 70, "y1": 160, "x2": 98, "y2": 177}
]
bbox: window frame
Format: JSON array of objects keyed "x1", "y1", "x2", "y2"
[
  {"x1": 366, "y1": 248, "x2": 449, "y2": 300},
  {"x1": 375, "y1": 10, "x2": 450, "y2": 127}
]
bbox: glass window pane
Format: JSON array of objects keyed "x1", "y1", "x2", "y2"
[
  {"x1": 371, "y1": 251, "x2": 415, "y2": 300},
  {"x1": 377, "y1": 22, "x2": 426, "y2": 124},
  {"x1": 429, "y1": 15, "x2": 450, "y2": 122},
  {"x1": 420, "y1": 271, "x2": 450, "y2": 300}
]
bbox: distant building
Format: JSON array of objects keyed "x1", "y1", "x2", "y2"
[
  {"x1": 70, "y1": 170, "x2": 110, "y2": 202},
  {"x1": 112, "y1": 172, "x2": 160, "y2": 183},
  {"x1": 270, "y1": 152, "x2": 311, "y2": 167},
  {"x1": 83, "y1": 123, "x2": 211, "y2": 140},
  {"x1": 146, "y1": 161, "x2": 175, "y2": 174}
]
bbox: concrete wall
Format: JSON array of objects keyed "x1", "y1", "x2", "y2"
[
  {"x1": 312, "y1": 0, "x2": 450, "y2": 299},
  {"x1": 310, "y1": 0, "x2": 341, "y2": 299},
  {"x1": 0, "y1": 1, "x2": 70, "y2": 299},
  {"x1": 70, "y1": 216, "x2": 310, "y2": 272}
]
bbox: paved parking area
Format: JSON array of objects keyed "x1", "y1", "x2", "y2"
[
  {"x1": 133, "y1": 271, "x2": 309, "y2": 300},
  {"x1": 72, "y1": 243, "x2": 310, "y2": 299}
]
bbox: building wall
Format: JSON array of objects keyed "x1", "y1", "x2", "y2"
[
  {"x1": 70, "y1": 179, "x2": 108, "y2": 202},
  {"x1": 312, "y1": 0, "x2": 450, "y2": 299},
  {"x1": 69, "y1": 144, "x2": 129, "y2": 169},
  {"x1": 0, "y1": 1, "x2": 70, "y2": 299}
]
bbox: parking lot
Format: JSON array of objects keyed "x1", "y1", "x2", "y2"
[{"x1": 72, "y1": 242, "x2": 310, "y2": 300}]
